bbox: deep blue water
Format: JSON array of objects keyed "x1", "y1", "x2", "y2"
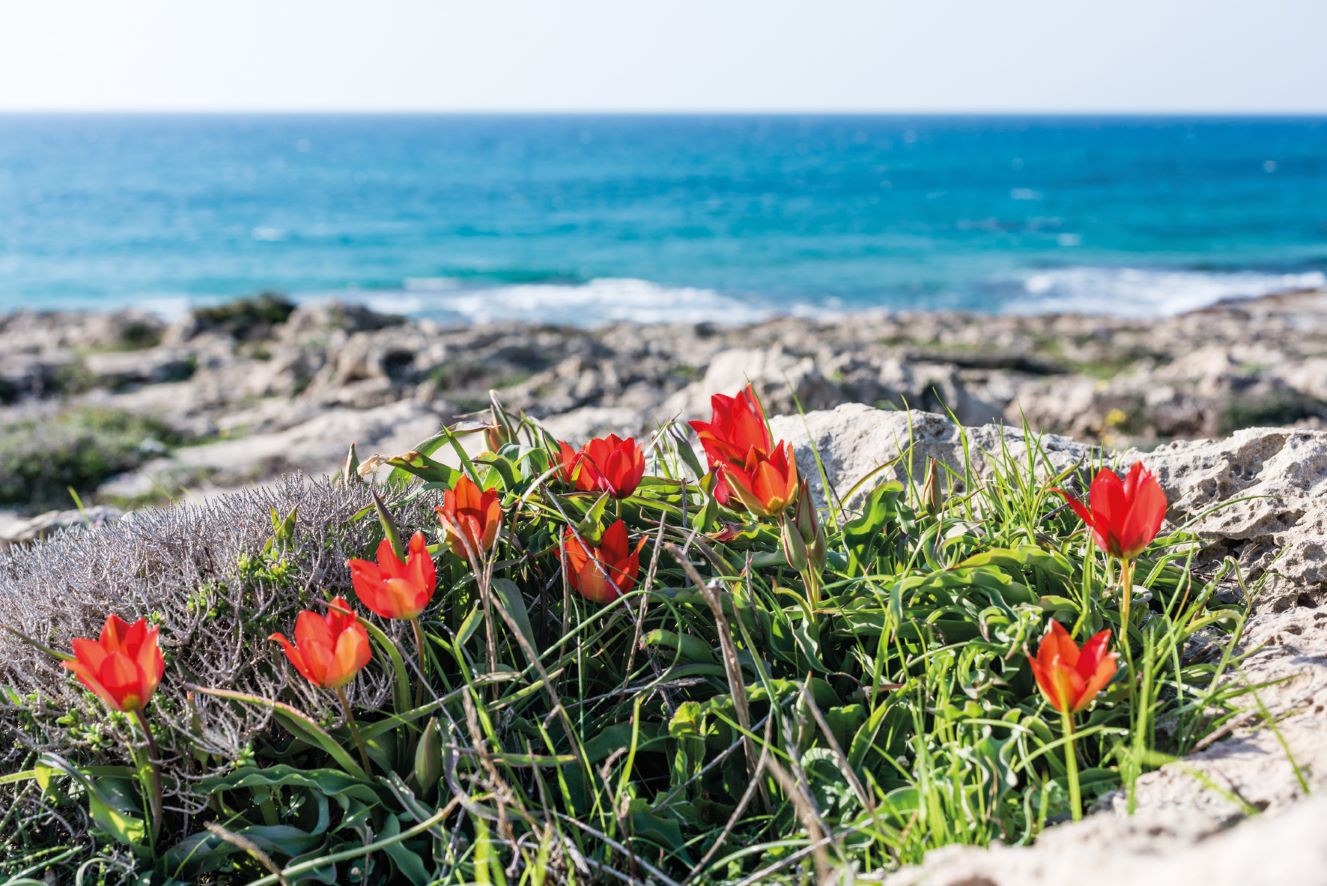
[{"x1": 1, "y1": 114, "x2": 1325, "y2": 323}]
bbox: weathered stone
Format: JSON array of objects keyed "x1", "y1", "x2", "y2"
[{"x1": 0, "y1": 506, "x2": 123, "y2": 548}]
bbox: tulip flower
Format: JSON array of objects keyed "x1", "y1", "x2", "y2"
[
  {"x1": 270, "y1": 596, "x2": 374, "y2": 770},
  {"x1": 1027, "y1": 620, "x2": 1118, "y2": 821},
  {"x1": 1055, "y1": 462, "x2": 1166, "y2": 562},
  {"x1": 563, "y1": 520, "x2": 646, "y2": 604},
  {"x1": 1028, "y1": 620, "x2": 1118, "y2": 715},
  {"x1": 64, "y1": 614, "x2": 166, "y2": 841},
  {"x1": 557, "y1": 434, "x2": 646, "y2": 499},
  {"x1": 720, "y1": 441, "x2": 800, "y2": 518},
  {"x1": 1055, "y1": 461, "x2": 1167, "y2": 624},
  {"x1": 63, "y1": 614, "x2": 165, "y2": 714},
  {"x1": 269, "y1": 597, "x2": 372, "y2": 691},
  {"x1": 689, "y1": 384, "x2": 773, "y2": 468},
  {"x1": 436, "y1": 475, "x2": 503, "y2": 563},
  {"x1": 348, "y1": 531, "x2": 437, "y2": 621},
  {"x1": 348, "y1": 529, "x2": 437, "y2": 698}
]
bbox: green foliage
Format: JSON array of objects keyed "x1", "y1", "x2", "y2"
[
  {"x1": 1, "y1": 407, "x2": 1251, "y2": 884},
  {"x1": 0, "y1": 406, "x2": 183, "y2": 509},
  {"x1": 191, "y1": 293, "x2": 297, "y2": 340},
  {"x1": 1216, "y1": 387, "x2": 1327, "y2": 435}
]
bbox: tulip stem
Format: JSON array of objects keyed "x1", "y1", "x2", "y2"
[
  {"x1": 1119, "y1": 557, "x2": 1134, "y2": 629},
  {"x1": 803, "y1": 567, "x2": 822, "y2": 611},
  {"x1": 410, "y1": 617, "x2": 428, "y2": 708},
  {"x1": 1060, "y1": 709, "x2": 1082, "y2": 822},
  {"x1": 132, "y1": 709, "x2": 163, "y2": 845},
  {"x1": 335, "y1": 687, "x2": 373, "y2": 774}
]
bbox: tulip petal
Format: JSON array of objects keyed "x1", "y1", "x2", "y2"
[
  {"x1": 1046, "y1": 655, "x2": 1086, "y2": 713},
  {"x1": 97, "y1": 651, "x2": 144, "y2": 712},
  {"x1": 293, "y1": 611, "x2": 333, "y2": 684},
  {"x1": 1074, "y1": 652, "x2": 1118, "y2": 713},
  {"x1": 1119, "y1": 474, "x2": 1167, "y2": 559},
  {"x1": 1053, "y1": 488, "x2": 1095, "y2": 529},
  {"x1": 328, "y1": 623, "x2": 371, "y2": 689},
  {"x1": 269, "y1": 631, "x2": 318, "y2": 685}
]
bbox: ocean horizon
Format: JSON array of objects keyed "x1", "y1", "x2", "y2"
[{"x1": 1, "y1": 112, "x2": 1325, "y2": 324}]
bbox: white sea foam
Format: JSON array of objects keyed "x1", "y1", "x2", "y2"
[
  {"x1": 398, "y1": 277, "x2": 779, "y2": 326},
  {"x1": 1016, "y1": 267, "x2": 1327, "y2": 316}
]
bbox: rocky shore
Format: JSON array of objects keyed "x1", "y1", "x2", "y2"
[{"x1": 3, "y1": 288, "x2": 1327, "y2": 541}]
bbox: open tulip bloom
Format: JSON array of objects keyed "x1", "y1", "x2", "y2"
[
  {"x1": 689, "y1": 384, "x2": 773, "y2": 468},
  {"x1": 64, "y1": 614, "x2": 167, "y2": 841},
  {"x1": 1028, "y1": 620, "x2": 1118, "y2": 716},
  {"x1": 1028, "y1": 620, "x2": 1118, "y2": 820},
  {"x1": 557, "y1": 434, "x2": 646, "y2": 499},
  {"x1": 270, "y1": 596, "x2": 374, "y2": 770},
  {"x1": 721, "y1": 441, "x2": 800, "y2": 518},
  {"x1": 64, "y1": 614, "x2": 165, "y2": 715},
  {"x1": 436, "y1": 475, "x2": 503, "y2": 564},
  {"x1": 563, "y1": 520, "x2": 646, "y2": 604},
  {"x1": 349, "y1": 530, "x2": 437, "y2": 621},
  {"x1": 270, "y1": 596, "x2": 372, "y2": 692},
  {"x1": 1055, "y1": 461, "x2": 1167, "y2": 624}
]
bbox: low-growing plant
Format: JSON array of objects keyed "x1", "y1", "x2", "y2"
[
  {"x1": 0, "y1": 388, "x2": 1253, "y2": 884},
  {"x1": 0, "y1": 406, "x2": 184, "y2": 509}
]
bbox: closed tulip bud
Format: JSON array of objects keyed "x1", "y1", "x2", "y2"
[
  {"x1": 792, "y1": 479, "x2": 826, "y2": 570},
  {"x1": 485, "y1": 422, "x2": 513, "y2": 454},
  {"x1": 413, "y1": 716, "x2": 443, "y2": 798},
  {"x1": 341, "y1": 442, "x2": 362, "y2": 485},
  {"x1": 921, "y1": 457, "x2": 944, "y2": 514},
  {"x1": 781, "y1": 517, "x2": 810, "y2": 573}
]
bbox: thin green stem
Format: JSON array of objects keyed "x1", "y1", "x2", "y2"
[
  {"x1": 1061, "y1": 709, "x2": 1082, "y2": 822},
  {"x1": 131, "y1": 708, "x2": 163, "y2": 845},
  {"x1": 802, "y1": 566, "x2": 822, "y2": 611},
  {"x1": 410, "y1": 616, "x2": 427, "y2": 708},
  {"x1": 1119, "y1": 557, "x2": 1135, "y2": 629},
  {"x1": 335, "y1": 686, "x2": 373, "y2": 774},
  {"x1": 1118, "y1": 556, "x2": 1139, "y2": 763}
]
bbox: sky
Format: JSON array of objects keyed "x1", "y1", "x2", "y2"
[{"x1": 0, "y1": 0, "x2": 1324, "y2": 113}]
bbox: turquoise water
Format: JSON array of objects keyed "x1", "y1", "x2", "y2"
[{"x1": 1, "y1": 114, "x2": 1324, "y2": 323}]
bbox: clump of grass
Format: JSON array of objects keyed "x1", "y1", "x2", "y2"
[
  {"x1": 0, "y1": 400, "x2": 1250, "y2": 884},
  {"x1": 0, "y1": 406, "x2": 183, "y2": 509},
  {"x1": 1216, "y1": 387, "x2": 1327, "y2": 435},
  {"x1": 190, "y1": 293, "x2": 296, "y2": 340}
]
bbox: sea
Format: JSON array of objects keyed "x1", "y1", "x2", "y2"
[{"x1": 1, "y1": 113, "x2": 1324, "y2": 325}]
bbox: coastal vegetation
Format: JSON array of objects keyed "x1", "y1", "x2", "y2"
[{"x1": 0, "y1": 386, "x2": 1250, "y2": 883}]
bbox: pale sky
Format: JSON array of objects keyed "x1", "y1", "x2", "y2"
[{"x1": 1, "y1": 0, "x2": 1324, "y2": 113}]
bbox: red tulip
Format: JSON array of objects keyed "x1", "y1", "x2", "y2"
[
  {"x1": 63, "y1": 615, "x2": 165, "y2": 713},
  {"x1": 1055, "y1": 461, "x2": 1167, "y2": 562},
  {"x1": 689, "y1": 384, "x2": 773, "y2": 469},
  {"x1": 556, "y1": 434, "x2": 646, "y2": 498},
  {"x1": 720, "y1": 441, "x2": 800, "y2": 518},
  {"x1": 1027, "y1": 620, "x2": 1117, "y2": 714},
  {"x1": 270, "y1": 597, "x2": 372, "y2": 690},
  {"x1": 563, "y1": 520, "x2": 646, "y2": 604},
  {"x1": 348, "y1": 530, "x2": 436, "y2": 621},
  {"x1": 436, "y1": 475, "x2": 503, "y2": 561}
]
